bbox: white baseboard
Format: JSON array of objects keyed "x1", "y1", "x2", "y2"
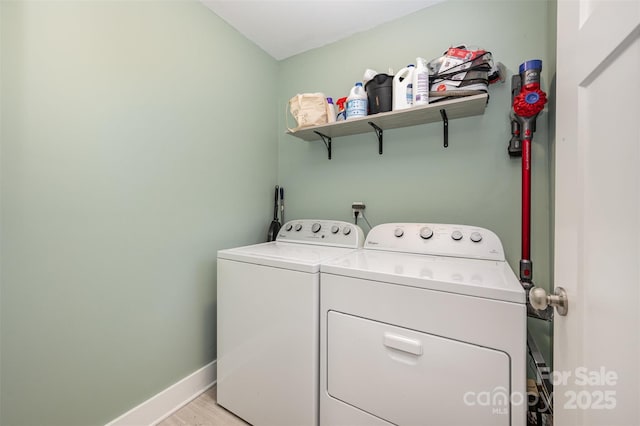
[{"x1": 106, "y1": 360, "x2": 217, "y2": 426}]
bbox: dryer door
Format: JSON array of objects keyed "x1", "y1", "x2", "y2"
[{"x1": 327, "y1": 311, "x2": 511, "y2": 426}]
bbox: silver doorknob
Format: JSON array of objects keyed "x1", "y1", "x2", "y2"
[{"x1": 529, "y1": 286, "x2": 568, "y2": 316}]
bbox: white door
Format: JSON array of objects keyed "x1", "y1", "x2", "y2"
[{"x1": 554, "y1": 0, "x2": 640, "y2": 424}]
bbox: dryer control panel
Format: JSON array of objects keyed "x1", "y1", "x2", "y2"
[
  {"x1": 277, "y1": 220, "x2": 365, "y2": 248},
  {"x1": 364, "y1": 223, "x2": 505, "y2": 261}
]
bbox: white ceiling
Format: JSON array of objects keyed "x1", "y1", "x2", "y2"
[{"x1": 200, "y1": 1, "x2": 444, "y2": 60}]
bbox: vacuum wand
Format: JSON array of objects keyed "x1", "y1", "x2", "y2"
[
  {"x1": 519, "y1": 120, "x2": 534, "y2": 285},
  {"x1": 512, "y1": 60, "x2": 547, "y2": 285}
]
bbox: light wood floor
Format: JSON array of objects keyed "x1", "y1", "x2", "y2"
[{"x1": 158, "y1": 386, "x2": 249, "y2": 426}]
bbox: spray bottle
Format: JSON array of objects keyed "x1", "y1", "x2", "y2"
[{"x1": 335, "y1": 97, "x2": 347, "y2": 121}]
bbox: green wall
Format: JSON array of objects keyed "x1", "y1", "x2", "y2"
[
  {"x1": 278, "y1": 0, "x2": 554, "y2": 360},
  {"x1": 0, "y1": 1, "x2": 278, "y2": 424},
  {"x1": 1, "y1": 0, "x2": 556, "y2": 424}
]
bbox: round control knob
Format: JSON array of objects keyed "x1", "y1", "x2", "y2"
[
  {"x1": 470, "y1": 232, "x2": 482, "y2": 243},
  {"x1": 311, "y1": 223, "x2": 321, "y2": 233},
  {"x1": 342, "y1": 227, "x2": 351, "y2": 235},
  {"x1": 451, "y1": 230, "x2": 463, "y2": 241},
  {"x1": 294, "y1": 224, "x2": 302, "y2": 232},
  {"x1": 285, "y1": 223, "x2": 293, "y2": 231},
  {"x1": 394, "y1": 228, "x2": 404, "y2": 238},
  {"x1": 331, "y1": 225, "x2": 339, "y2": 234},
  {"x1": 419, "y1": 227, "x2": 433, "y2": 240}
]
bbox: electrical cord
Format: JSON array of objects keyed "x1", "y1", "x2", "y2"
[
  {"x1": 361, "y1": 212, "x2": 372, "y2": 230},
  {"x1": 354, "y1": 210, "x2": 372, "y2": 230}
]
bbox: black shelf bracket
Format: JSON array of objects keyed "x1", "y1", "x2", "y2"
[
  {"x1": 314, "y1": 131, "x2": 332, "y2": 160},
  {"x1": 368, "y1": 122, "x2": 384, "y2": 155},
  {"x1": 440, "y1": 109, "x2": 449, "y2": 148}
]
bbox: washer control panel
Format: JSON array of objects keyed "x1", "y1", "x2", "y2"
[
  {"x1": 364, "y1": 223, "x2": 505, "y2": 261},
  {"x1": 277, "y1": 220, "x2": 364, "y2": 248}
]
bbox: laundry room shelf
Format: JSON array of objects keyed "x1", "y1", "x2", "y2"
[{"x1": 286, "y1": 93, "x2": 488, "y2": 159}]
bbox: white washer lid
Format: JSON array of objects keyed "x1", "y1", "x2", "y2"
[
  {"x1": 321, "y1": 249, "x2": 525, "y2": 303},
  {"x1": 218, "y1": 241, "x2": 358, "y2": 273}
]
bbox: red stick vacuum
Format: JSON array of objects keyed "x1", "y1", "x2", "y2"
[{"x1": 512, "y1": 60, "x2": 547, "y2": 286}]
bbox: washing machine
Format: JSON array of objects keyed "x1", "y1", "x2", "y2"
[
  {"x1": 217, "y1": 219, "x2": 364, "y2": 426},
  {"x1": 319, "y1": 223, "x2": 527, "y2": 426}
]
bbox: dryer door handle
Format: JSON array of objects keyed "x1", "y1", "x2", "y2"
[{"x1": 383, "y1": 333, "x2": 423, "y2": 356}]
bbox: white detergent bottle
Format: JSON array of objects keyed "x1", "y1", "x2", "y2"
[
  {"x1": 393, "y1": 64, "x2": 415, "y2": 110},
  {"x1": 346, "y1": 82, "x2": 368, "y2": 120},
  {"x1": 326, "y1": 97, "x2": 337, "y2": 123},
  {"x1": 413, "y1": 57, "x2": 429, "y2": 106}
]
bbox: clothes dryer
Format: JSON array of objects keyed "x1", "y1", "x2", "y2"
[
  {"x1": 320, "y1": 223, "x2": 526, "y2": 426},
  {"x1": 217, "y1": 220, "x2": 364, "y2": 426}
]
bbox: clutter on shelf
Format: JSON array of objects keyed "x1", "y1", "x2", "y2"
[
  {"x1": 346, "y1": 82, "x2": 368, "y2": 120},
  {"x1": 392, "y1": 64, "x2": 415, "y2": 111},
  {"x1": 428, "y1": 45, "x2": 505, "y2": 102},
  {"x1": 287, "y1": 92, "x2": 330, "y2": 132},
  {"x1": 287, "y1": 44, "x2": 504, "y2": 127}
]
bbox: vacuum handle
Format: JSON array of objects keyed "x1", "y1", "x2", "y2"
[
  {"x1": 279, "y1": 187, "x2": 285, "y2": 224},
  {"x1": 273, "y1": 185, "x2": 279, "y2": 220}
]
